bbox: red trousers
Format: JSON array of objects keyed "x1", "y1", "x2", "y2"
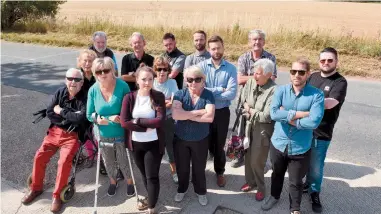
[{"x1": 31, "y1": 126, "x2": 79, "y2": 199}]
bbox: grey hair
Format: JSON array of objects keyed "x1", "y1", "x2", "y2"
[
  {"x1": 248, "y1": 29, "x2": 266, "y2": 40},
  {"x1": 251, "y1": 58, "x2": 274, "y2": 75},
  {"x1": 129, "y1": 32, "x2": 145, "y2": 42},
  {"x1": 92, "y1": 31, "x2": 107, "y2": 41},
  {"x1": 66, "y1": 68, "x2": 83, "y2": 79}
]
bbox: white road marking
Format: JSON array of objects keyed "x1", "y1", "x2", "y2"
[{"x1": 2, "y1": 94, "x2": 22, "y2": 98}]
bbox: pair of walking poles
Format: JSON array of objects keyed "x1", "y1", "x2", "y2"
[{"x1": 92, "y1": 124, "x2": 140, "y2": 214}]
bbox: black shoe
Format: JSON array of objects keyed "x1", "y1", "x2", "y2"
[
  {"x1": 116, "y1": 169, "x2": 124, "y2": 181},
  {"x1": 107, "y1": 183, "x2": 118, "y2": 196},
  {"x1": 310, "y1": 192, "x2": 322, "y2": 213},
  {"x1": 127, "y1": 184, "x2": 135, "y2": 197},
  {"x1": 303, "y1": 182, "x2": 309, "y2": 193},
  {"x1": 99, "y1": 159, "x2": 108, "y2": 175},
  {"x1": 230, "y1": 156, "x2": 244, "y2": 168}
]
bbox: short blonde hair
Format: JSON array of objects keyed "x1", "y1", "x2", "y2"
[
  {"x1": 77, "y1": 49, "x2": 97, "y2": 67},
  {"x1": 184, "y1": 65, "x2": 206, "y2": 80},
  {"x1": 91, "y1": 57, "x2": 116, "y2": 77},
  {"x1": 153, "y1": 56, "x2": 172, "y2": 76}
]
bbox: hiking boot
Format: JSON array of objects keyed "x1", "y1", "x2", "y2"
[
  {"x1": 197, "y1": 194, "x2": 208, "y2": 206},
  {"x1": 261, "y1": 196, "x2": 279, "y2": 211},
  {"x1": 291, "y1": 211, "x2": 301, "y2": 214},
  {"x1": 137, "y1": 197, "x2": 149, "y2": 210},
  {"x1": 174, "y1": 192, "x2": 186, "y2": 202},
  {"x1": 107, "y1": 183, "x2": 117, "y2": 196},
  {"x1": 230, "y1": 156, "x2": 244, "y2": 168},
  {"x1": 310, "y1": 192, "x2": 322, "y2": 213},
  {"x1": 303, "y1": 182, "x2": 309, "y2": 193},
  {"x1": 255, "y1": 191, "x2": 265, "y2": 201},
  {"x1": 127, "y1": 184, "x2": 135, "y2": 197}
]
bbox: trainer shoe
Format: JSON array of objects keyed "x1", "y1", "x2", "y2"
[
  {"x1": 107, "y1": 183, "x2": 117, "y2": 196},
  {"x1": 261, "y1": 196, "x2": 279, "y2": 211},
  {"x1": 174, "y1": 192, "x2": 186, "y2": 202},
  {"x1": 197, "y1": 194, "x2": 208, "y2": 206}
]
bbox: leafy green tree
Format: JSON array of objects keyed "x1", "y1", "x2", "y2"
[{"x1": 1, "y1": 0, "x2": 65, "y2": 30}]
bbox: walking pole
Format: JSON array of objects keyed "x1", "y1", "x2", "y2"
[
  {"x1": 126, "y1": 148, "x2": 140, "y2": 205},
  {"x1": 93, "y1": 124, "x2": 101, "y2": 214}
]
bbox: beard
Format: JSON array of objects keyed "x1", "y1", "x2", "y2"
[
  {"x1": 94, "y1": 46, "x2": 106, "y2": 53},
  {"x1": 320, "y1": 67, "x2": 336, "y2": 74},
  {"x1": 212, "y1": 53, "x2": 223, "y2": 61},
  {"x1": 195, "y1": 44, "x2": 206, "y2": 51}
]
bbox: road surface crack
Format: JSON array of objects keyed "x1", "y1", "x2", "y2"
[{"x1": 14, "y1": 202, "x2": 22, "y2": 214}]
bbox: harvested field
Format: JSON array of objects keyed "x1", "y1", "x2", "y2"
[{"x1": 58, "y1": 1, "x2": 381, "y2": 38}]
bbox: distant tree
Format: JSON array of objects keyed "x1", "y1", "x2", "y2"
[{"x1": 1, "y1": 0, "x2": 65, "y2": 30}]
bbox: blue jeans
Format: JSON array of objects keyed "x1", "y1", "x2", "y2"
[{"x1": 307, "y1": 138, "x2": 331, "y2": 193}]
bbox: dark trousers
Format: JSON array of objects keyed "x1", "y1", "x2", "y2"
[
  {"x1": 132, "y1": 140, "x2": 163, "y2": 208},
  {"x1": 174, "y1": 135, "x2": 209, "y2": 195},
  {"x1": 270, "y1": 143, "x2": 311, "y2": 212},
  {"x1": 174, "y1": 72, "x2": 183, "y2": 89},
  {"x1": 209, "y1": 107, "x2": 230, "y2": 175}
]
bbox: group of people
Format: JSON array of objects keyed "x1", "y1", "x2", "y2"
[{"x1": 20, "y1": 29, "x2": 347, "y2": 214}]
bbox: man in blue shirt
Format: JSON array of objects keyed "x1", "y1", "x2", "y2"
[
  {"x1": 261, "y1": 57, "x2": 324, "y2": 214},
  {"x1": 197, "y1": 35, "x2": 237, "y2": 187}
]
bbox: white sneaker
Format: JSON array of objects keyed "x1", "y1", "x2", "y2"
[
  {"x1": 197, "y1": 194, "x2": 208, "y2": 206},
  {"x1": 174, "y1": 192, "x2": 186, "y2": 202}
]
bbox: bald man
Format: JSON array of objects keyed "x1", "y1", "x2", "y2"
[{"x1": 21, "y1": 68, "x2": 87, "y2": 213}]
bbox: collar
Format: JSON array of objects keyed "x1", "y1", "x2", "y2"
[
  {"x1": 289, "y1": 83, "x2": 308, "y2": 95},
  {"x1": 195, "y1": 50, "x2": 208, "y2": 57},
  {"x1": 206, "y1": 58, "x2": 226, "y2": 67},
  {"x1": 131, "y1": 52, "x2": 146, "y2": 60},
  {"x1": 250, "y1": 49, "x2": 269, "y2": 61}
]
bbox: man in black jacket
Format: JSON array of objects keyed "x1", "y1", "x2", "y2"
[
  {"x1": 89, "y1": 31, "x2": 118, "y2": 74},
  {"x1": 21, "y1": 68, "x2": 87, "y2": 213}
]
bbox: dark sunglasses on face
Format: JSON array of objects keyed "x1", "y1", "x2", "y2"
[
  {"x1": 66, "y1": 77, "x2": 82, "y2": 82},
  {"x1": 319, "y1": 59, "x2": 334, "y2": 64},
  {"x1": 157, "y1": 68, "x2": 168, "y2": 72},
  {"x1": 186, "y1": 77, "x2": 202, "y2": 83},
  {"x1": 95, "y1": 69, "x2": 111, "y2": 75},
  {"x1": 290, "y1": 69, "x2": 307, "y2": 76}
]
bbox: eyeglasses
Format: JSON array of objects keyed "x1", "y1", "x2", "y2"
[
  {"x1": 95, "y1": 69, "x2": 111, "y2": 75},
  {"x1": 290, "y1": 69, "x2": 307, "y2": 76},
  {"x1": 186, "y1": 77, "x2": 202, "y2": 83},
  {"x1": 319, "y1": 59, "x2": 334, "y2": 64},
  {"x1": 157, "y1": 68, "x2": 168, "y2": 72},
  {"x1": 66, "y1": 77, "x2": 82, "y2": 82}
]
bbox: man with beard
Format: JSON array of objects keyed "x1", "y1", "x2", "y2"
[
  {"x1": 162, "y1": 33, "x2": 186, "y2": 89},
  {"x1": 197, "y1": 35, "x2": 237, "y2": 188},
  {"x1": 232, "y1": 29, "x2": 278, "y2": 168},
  {"x1": 121, "y1": 32, "x2": 154, "y2": 91},
  {"x1": 184, "y1": 30, "x2": 211, "y2": 69},
  {"x1": 89, "y1": 31, "x2": 118, "y2": 74},
  {"x1": 262, "y1": 57, "x2": 324, "y2": 214},
  {"x1": 303, "y1": 47, "x2": 347, "y2": 213}
]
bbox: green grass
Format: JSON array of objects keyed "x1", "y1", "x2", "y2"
[{"x1": 2, "y1": 18, "x2": 381, "y2": 78}]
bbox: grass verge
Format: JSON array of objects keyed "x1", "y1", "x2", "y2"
[{"x1": 2, "y1": 18, "x2": 381, "y2": 79}]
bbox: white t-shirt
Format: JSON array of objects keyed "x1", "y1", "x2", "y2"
[{"x1": 132, "y1": 95, "x2": 158, "y2": 142}]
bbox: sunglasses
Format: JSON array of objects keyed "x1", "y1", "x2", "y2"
[
  {"x1": 319, "y1": 59, "x2": 334, "y2": 64},
  {"x1": 290, "y1": 69, "x2": 307, "y2": 76},
  {"x1": 157, "y1": 68, "x2": 168, "y2": 72},
  {"x1": 95, "y1": 69, "x2": 111, "y2": 75},
  {"x1": 186, "y1": 77, "x2": 202, "y2": 83},
  {"x1": 66, "y1": 77, "x2": 82, "y2": 82}
]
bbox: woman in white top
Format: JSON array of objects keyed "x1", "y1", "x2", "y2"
[
  {"x1": 120, "y1": 66, "x2": 166, "y2": 214},
  {"x1": 152, "y1": 56, "x2": 179, "y2": 184}
]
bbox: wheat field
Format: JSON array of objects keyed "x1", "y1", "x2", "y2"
[{"x1": 58, "y1": 1, "x2": 381, "y2": 39}]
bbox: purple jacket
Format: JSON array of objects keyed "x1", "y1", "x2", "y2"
[{"x1": 120, "y1": 90, "x2": 166, "y2": 154}]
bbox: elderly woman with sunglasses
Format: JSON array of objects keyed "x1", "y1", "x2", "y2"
[
  {"x1": 86, "y1": 57, "x2": 135, "y2": 197},
  {"x1": 152, "y1": 56, "x2": 179, "y2": 184},
  {"x1": 172, "y1": 65, "x2": 215, "y2": 206}
]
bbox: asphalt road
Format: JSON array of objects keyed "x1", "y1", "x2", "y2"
[{"x1": 1, "y1": 41, "x2": 380, "y2": 191}]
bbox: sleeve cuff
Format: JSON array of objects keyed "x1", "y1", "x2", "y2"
[{"x1": 287, "y1": 110, "x2": 296, "y2": 122}]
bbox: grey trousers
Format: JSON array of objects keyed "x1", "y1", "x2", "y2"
[
  {"x1": 244, "y1": 141, "x2": 269, "y2": 193},
  {"x1": 164, "y1": 117, "x2": 175, "y2": 163},
  {"x1": 101, "y1": 142, "x2": 131, "y2": 181}
]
